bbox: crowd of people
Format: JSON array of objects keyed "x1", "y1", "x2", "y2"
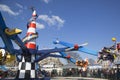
[
  {"x1": 36, "y1": 67, "x2": 120, "y2": 80},
  {"x1": 88, "y1": 68, "x2": 120, "y2": 80}
]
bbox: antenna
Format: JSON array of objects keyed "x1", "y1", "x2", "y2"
[{"x1": 30, "y1": 6, "x2": 35, "y2": 11}]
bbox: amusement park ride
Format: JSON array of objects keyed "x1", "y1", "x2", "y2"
[
  {"x1": 97, "y1": 38, "x2": 120, "y2": 64},
  {"x1": 0, "y1": 9, "x2": 98, "y2": 79}
]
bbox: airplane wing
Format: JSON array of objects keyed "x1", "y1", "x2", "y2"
[
  {"x1": 35, "y1": 47, "x2": 79, "y2": 62},
  {"x1": 53, "y1": 40, "x2": 98, "y2": 56},
  {"x1": 53, "y1": 40, "x2": 73, "y2": 47},
  {"x1": 78, "y1": 47, "x2": 98, "y2": 56},
  {"x1": 0, "y1": 12, "x2": 28, "y2": 54},
  {"x1": 59, "y1": 52, "x2": 76, "y2": 63},
  {"x1": 42, "y1": 52, "x2": 76, "y2": 63},
  {"x1": 0, "y1": 12, "x2": 14, "y2": 54}
]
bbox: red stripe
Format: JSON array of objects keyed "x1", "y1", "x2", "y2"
[
  {"x1": 25, "y1": 43, "x2": 36, "y2": 49},
  {"x1": 32, "y1": 14, "x2": 37, "y2": 17},
  {"x1": 28, "y1": 22, "x2": 36, "y2": 28}
]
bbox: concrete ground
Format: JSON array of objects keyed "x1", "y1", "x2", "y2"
[
  {"x1": 51, "y1": 77, "x2": 108, "y2": 80},
  {"x1": 1, "y1": 77, "x2": 109, "y2": 80}
]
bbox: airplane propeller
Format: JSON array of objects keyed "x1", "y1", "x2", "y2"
[{"x1": 53, "y1": 40, "x2": 98, "y2": 56}]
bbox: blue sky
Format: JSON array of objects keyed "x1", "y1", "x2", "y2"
[{"x1": 0, "y1": 0, "x2": 120, "y2": 60}]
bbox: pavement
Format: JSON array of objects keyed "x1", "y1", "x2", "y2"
[
  {"x1": 0, "y1": 77, "x2": 108, "y2": 80},
  {"x1": 51, "y1": 77, "x2": 108, "y2": 80}
]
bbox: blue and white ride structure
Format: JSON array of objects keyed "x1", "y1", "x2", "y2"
[{"x1": 0, "y1": 8, "x2": 98, "y2": 79}]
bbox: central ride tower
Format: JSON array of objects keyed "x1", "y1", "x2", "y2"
[{"x1": 16, "y1": 9, "x2": 38, "y2": 79}]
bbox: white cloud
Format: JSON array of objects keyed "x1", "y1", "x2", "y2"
[
  {"x1": 36, "y1": 22, "x2": 45, "y2": 29},
  {"x1": 0, "y1": 4, "x2": 20, "y2": 16},
  {"x1": 42, "y1": 0, "x2": 50, "y2": 4},
  {"x1": 38, "y1": 14, "x2": 65, "y2": 29},
  {"x1": 16, "y1": 3, "x2": 23, "y2": 9}
]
